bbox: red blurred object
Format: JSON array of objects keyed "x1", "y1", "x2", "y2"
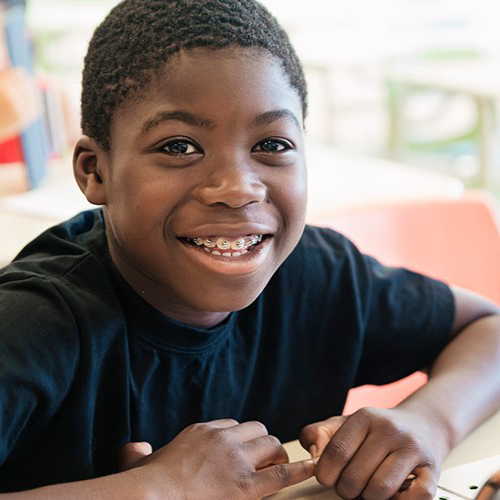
[
  {"x1": 0, "y1": 135, "x2": 23, "y2": 163},
  {"x1": 310, "y1": 191, "x2": 500, "y2": 414}
]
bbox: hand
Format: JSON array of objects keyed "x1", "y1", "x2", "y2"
[
  {"x1": 119, "y1": 419, "x2": 314, "y2": 499},
  {"x1": 299, "y1": 407, "x2": 449, "y2": 499}
]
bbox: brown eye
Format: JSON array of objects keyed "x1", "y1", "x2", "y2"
[
  {"x1": 161, "y1": 139, "x2": 200, "y2": 155},
  {"x1": 253, "y1": 138, "x2": 292, "y2": 152}
]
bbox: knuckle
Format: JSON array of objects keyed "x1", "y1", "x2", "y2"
[
  {"x1": 212, "y1": 428, "x2": 238, "y2": 451},
  {"x1": 420, "y1": 489, "x2": 435, "y2": 500},
  {"x1": 234, "y1": 472, "x2": 256, "y2": 498},
  {"x1": 251, "y1": 420, "x2": 268, "y2": 435},
  {"x1": 323, "y1": 439, "x2": 351, "y2": 462},
  {"x1": 413, "y1": 482, "x2": 436, "y2": 499},
  {"x1": 337, "y1": 468, "x2": 364, "y2": 498},
  {"x1": 364, "y1": 476, "x2": 398, "y2": 499},
  {"x1": 186, "y1": 422, "x2": 205, "y2": 433},
  {"x1": 263, "y1": 434, "x2": 282, "y2": 448},
  {"x1": 353, "y1": 406, "x2": 377, "y2": 420},
  {"x1": 273, "y1": 463, "x2": 291, "y2": 484}
]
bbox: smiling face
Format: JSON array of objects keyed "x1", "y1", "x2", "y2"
[{"x1": 75, "y1": 47, "x2": 307, "y2": 327}]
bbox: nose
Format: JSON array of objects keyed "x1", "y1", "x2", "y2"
[{"x1": 194, "y1": 157, "x2": 267, "y2": 208}]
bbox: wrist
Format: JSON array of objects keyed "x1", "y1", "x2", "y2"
[
  {"x1": 122, "y1": 464, "x2": 182, "y2": 500},
  {"x1": 397, "y1": 398, "x2": 454, "y2": 463}
]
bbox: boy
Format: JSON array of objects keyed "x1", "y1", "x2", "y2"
[{"x1": 1, "y1": 0, "x2": 499, "y2": 498}]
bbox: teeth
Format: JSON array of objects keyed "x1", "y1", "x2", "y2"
[
  {"x1": 189, "y1": 234, "x2": 263, "y2": 249},
  {"x1": 216, "y1": 238, "x2": 232, "y2": 250},
  {"x1": 231, "y1": 239, "x2": 246, "y2": 250},
  {"x1": 186, "y1": 234, "x2": 265, "y2": 256}
]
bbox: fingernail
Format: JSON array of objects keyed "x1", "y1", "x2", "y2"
[
  {"x1": 398, "y1": 473, "x2": 417, "y2": 492},
  {"x1": 303, "y1": 458, "x2": 316, "y2": 470},
  {"x1": 309, "y1": 444, "x2": 318, "y2": 459}
]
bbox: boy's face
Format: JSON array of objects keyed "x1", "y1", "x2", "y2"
[{"x1": 88, "y1": 47, "x2": 307, "y2": 327}]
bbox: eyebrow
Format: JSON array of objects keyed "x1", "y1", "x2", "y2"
[
  {"x1": 140, "y1": 108, "x2": 302, "y2": 135},
  {"x1": 141, "y1": 110, "x2": 216, "y2": 134},
  {"x1": 249, "y1": 109, "x2": 302, "y2": 130}
]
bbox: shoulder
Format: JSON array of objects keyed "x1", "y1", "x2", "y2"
[
  {"x1": 2, "y1": 208, "x2": 111, "y2": 291},
  {"x1": 0, "y1": 209, "x2": 125, "y2": 395},
  {"x1": 281, "y1": 224, "x2": 367, "y2": 279},
  {"x1": 0, "y1": 208, "x2": 118, "y2": 347}
]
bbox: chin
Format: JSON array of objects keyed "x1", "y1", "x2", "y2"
[{"x1": 192, "y1": 287, "x2": 264, "y2": 314}]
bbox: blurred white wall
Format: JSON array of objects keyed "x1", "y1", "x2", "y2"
[{"x1": 25, "y1": 0, "x2": 500, "y2": 188}]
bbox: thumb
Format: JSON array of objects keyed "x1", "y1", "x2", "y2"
[
  {"x1": 118, "y1": 441, "x2": 153, "y2": 471},
  {"x1": 299, "y1": 416, "x2": 347, "y2": 459}
]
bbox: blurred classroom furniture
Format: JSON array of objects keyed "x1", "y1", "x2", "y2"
[
  {"x1": 0, "y1": 0, "x2": 73, "y2": 188},
  {"x1": 384, "y1": 57, "x2": 500, "y2": 190},
  {"x1": 271, "y1": 407, "x2": 500, "y2": 499},
  {"x1": 0, "y1": 0, "x2": 50, "y2": 187},
  {"x1": 305, "y1": 142, "x2": 463, "y2": 217},
  {"x1": 309, "y1": 190, "x2": 500, "y2": 415},
  {"x1": 0, "y1": 143, "x2": 464, "y2": 267}
]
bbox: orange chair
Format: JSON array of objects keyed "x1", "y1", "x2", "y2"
[{"x1": 309, "y1": 190, "x2": 500, "y2": 414}]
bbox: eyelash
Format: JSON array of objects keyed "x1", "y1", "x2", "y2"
[
  {"x1": 158, "y1": 137, "x2": 294, "y2": 156},
  {"x1": 252, "y1": 138, "x2": 294, "y2": 153},
  {"x1": 160, "y1": 138, "x2": 202, "y2": 156}
]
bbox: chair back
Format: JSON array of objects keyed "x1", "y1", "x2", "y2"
[{"x1": 310, "y1": 191, "x2": 500, "y2": 413}]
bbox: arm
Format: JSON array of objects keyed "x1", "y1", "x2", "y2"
[
  {"x1": 300, "y1": 286, "x2": 500, "y2": 499},
  {"x1": 1, "y1": 420, "x2": 314, "y2": 499},
  {"x1": 400, "y1": 286, "x2": 500, "y2": 457}
]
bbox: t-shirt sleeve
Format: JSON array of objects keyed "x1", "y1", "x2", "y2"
[
  {"x1": 353, "y1": 252, "x2": 455, "y2": 387},
  {"x1": 0, "y1": 275, "x2": 79, "y2": 466}
]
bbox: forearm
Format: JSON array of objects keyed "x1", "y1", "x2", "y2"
[
  {"x1": 399, "y1": 314, "x2": 500, "y2": 456},
  {"x1": 0, "y1": 468, "x2": 168, "y2": 500}
]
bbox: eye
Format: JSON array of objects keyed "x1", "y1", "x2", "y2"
[
  {"x1": 253, "y1": 138, "x2": 293, "y2": 153},
  {"x1": 160, "y1": 138, "x2": 201, "y2": 156}
]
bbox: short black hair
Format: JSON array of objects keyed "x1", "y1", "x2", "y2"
[{"x1": 81, "y1": 0, "x2": 308, "y2": 150}]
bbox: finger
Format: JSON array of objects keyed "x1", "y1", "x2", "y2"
[
  {"x1": 314, "y1": 414, "x2": 370, "y2": 487},
  {"x1": 243, "y1": 434, "x2": 289, "y2": 469},
  {"x1": 396, "y1": 466, "x2": 438, "y2": 500},
  {"x1": 334, "y1": 433, "x2": 393, "y2": 499},
  {"x1": 299, "y1": 415, "x2": 347, "y2": 458},
  {"x1": 254, "y1": 458, "x2": 315, "y2": 497},
  {"x1": 206, "y1": 418, "x2": 240, "y2": 428},
  {"x1": 117, "y1": 441, "x2": 153, "y2": 471},
  {"x1": 222, "y1": 420, "x2": 269, "y2": 442},
  {"x1": 354, "y1": 451, "x2": 417, "y2": 500}
]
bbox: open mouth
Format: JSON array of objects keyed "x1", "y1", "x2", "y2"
[{"x1": 179, "y1": 234, "x2": 271, "y2": 257}]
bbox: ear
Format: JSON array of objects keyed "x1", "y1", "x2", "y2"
[{"x1": 73, "y1": 136, "x2": 110, "y2": 205}]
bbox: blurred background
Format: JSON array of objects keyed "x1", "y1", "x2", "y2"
[
  {"x1": 15, "y1": 0, "x2": 500, "y2": 187},
  {"x1": 2, "y1": 0, "x2": 500, "y2": 264}
]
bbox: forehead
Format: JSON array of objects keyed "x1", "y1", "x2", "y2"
[{"x1": 111, "y1": 47, "x2": 303, "y2": 132}]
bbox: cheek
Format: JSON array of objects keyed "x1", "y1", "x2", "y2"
[{"x1": 275, "y1": 168, "x2": 308, "y2": 225}]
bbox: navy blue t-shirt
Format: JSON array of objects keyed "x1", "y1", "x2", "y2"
[{"x1": 0, "y1": 209, "x2": 454, "y2": 491}]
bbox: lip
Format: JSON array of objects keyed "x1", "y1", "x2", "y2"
[{"x1": 177, "y1": 234, "x2": 274, "y2": 276}]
